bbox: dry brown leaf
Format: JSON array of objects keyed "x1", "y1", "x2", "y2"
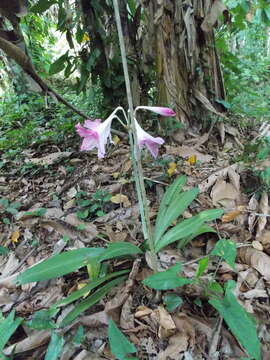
[
  {"x1": 248, "y1": 194, "x2": 259, "y2": 232},
  {"x1": 135, "y1": 306, "x2": 153, "y2": 318},
  {"x1": 221, "y1": 210, "x2": 241, "y2": 223},
  {"x1": 252, "y1": 240, "x2": 263, "y2": 251},
  {"x1": 27, "y1": 152, "x2": 72, "y2": 166},
  {"x1": 165, "y1": 145, "x2": 213, "y2": 163},
  {"x1": 218, "y1": 122, "x2": 225, "y2": 145},
  {"x1": 3, "y1": 330, "x2": 51, "y2": 355},
  {"x1": 120, "y1": 295, "x2": 134, "y2": 330},
  {"x1": 256, "y1": 191, "x2": 269, "y2": 238},
  {"x1": 238, "y1": 247, "x2": 270, "y2": 280},
  {"x1": 211, "y1": 179, "x2": 239, "y2": 208},
  {"x1": 199, "y1": 164, "x2": 239, "y2": 193},
  {"x1": 157, "y1": 306, "x2": 176, "y2": 339},
  {"x1": 228, "y1": 167, "x2": 240, "y2": 192},
  {"x1": 110, "y1": 194, "x2": 131, "y2": 208},
  {"x1": 257, "y1": 230, "x2": 270, "y2": 255}
]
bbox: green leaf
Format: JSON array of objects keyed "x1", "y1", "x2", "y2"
[
  {"x1": 16, "y1": 248, "x2": 105, "y2": 284},
  {"x1": 143, "y1": 264, "x2": 192, "y2": 290},
  {"x1": 0, "y1": 246, "x2": 9, "y2": 255},
  {"x1": 209, "y1": 281, "x2": 261, "y2": 360},
  {"x1": 44, "y1": 332, "x2": 65, "y2": 360},
  {"x1": 73, "y1": 325, "x2": 84, "y2": 344},
  {"x1": 49, "y1": 52, "x2": 69, "y2": 75},
  {"x1": 53, "y1": 270, "x2": 129, "y2": 308},
  {"x1": 76, "y1": 209, "x2": 89, "y2": 219},
  {"x1": 196, "y1": 257, "x2": 209, "y2": 278},
  {"x1": 6, "y1": 207, "x2": 18, "y2": 215},
  {"x1": 163, "y1": 294, "x2": 183, "y2": 312},
  {"x1": 30, "y1": 0, "x2": 58, "y2": 14},
  {"x1": 155, "y1": 216, "x2": 203, "y2": 252},
  {"x1": 154, "y1": 176, "x2": 186, "y2": 233},
  {"x1": 154, "y1": 187, "x2": 199, "y2": 244},
  {"x1": 99, "y1": 242, "x2": 142, "y2": 262},
  {"x1": 178, "y1": 223, "x2": 216, "y2": 249},
  {"x1": 60, "y1": 276, "x2": 127, "y2": 327},
  {"x1": 0, "y1": 311, "x2": 22, "y2": 352},
  {"x1": 23, "y1": 208, "x2": 47, "y2": 217},
  {"x1": 210, "y1": 239, "x2": 237, "y2": 269},
  {"x1": 25, "y1": 309, "x2": 58, "y2": 330},
  {"x1": 108, "y1": 319, "x2": 137, "y2": 360}
]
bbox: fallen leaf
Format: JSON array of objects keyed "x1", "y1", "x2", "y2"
[
  {"x1": 252, "y1": 240, "x2": 263, "y2": 251},
  {"x1": 222, "y1": 210, "x2": 241, "y2": 223},
  {"x1": 199, "y1": 164, "x2": 239, "y2": 193},
  {"x1": 112, "y1": 135, "x2": 121, "y2": 144},
  {"x1": 256, "y1": 191, "x2": 269, "y2": 238},
  {"x1": 111, "y1": 194, "x2": 131, "y2": 208},
  {"x1": 157, "y1": 306, "x2": 176, "y2": 339},
  {"x1": 248, "y1": 194, "x2": 259, "y2": 233},
  {"x1": 238, "y1": 247, "x2": 270, "y2": 281},
  {"x1": 135, "y1": 306, "x2": 153, "y2": 318},
  {"x1": 211, "y1": 179, "x2": 239, "y2": 208},
  {"x1": 165, "y1": 145, "x2": 213, "y2": 163}
]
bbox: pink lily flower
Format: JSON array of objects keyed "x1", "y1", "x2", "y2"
[
  {"x1": 135, "y1": 119, "x2": 164, "y2": 158},
  {"x1": 135, "y1": 106, "x2": 176, "y2": 117},
  {"x1": 75, "y1": 116, "x2": 113, "y2": 159}
]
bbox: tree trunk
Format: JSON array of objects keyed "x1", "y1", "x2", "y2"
[{"x1": 139, "y1": 0, "x2": 227, "y2": 126}]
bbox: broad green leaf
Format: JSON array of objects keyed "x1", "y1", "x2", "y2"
[
  {"x1": 25, "y1": 309, "x2": 58, "y2": 330},
  {"x1": 154, "y1": 188, "x2": 199, "y2": 244},
  {"x1": 197, "y1": 209, "x2": 224, "y2": 222},
  {"x1": 53, "y1": 270, "x2": 129, "y2": 308},
  {"x1": 44, "y1": 332, "x2": 65, "y2": 360},
  {"x1": 210, "y1": 239, "x2": 237, "y2": 269},
  {"x1": 209, "y1": 281, "x2": 261, "y2": 360},
  {"x1": 178, "y1": 223, "x2": 216, "y2": 249},
  {"x1": 155, "y1": 216, "x2": 203, "y2": 252},
  {"x1": 108, "y1": 318, "x2": 137, "y2": 360},
  {"x1": 99, "y1": 242, "x2": 142, "y2": 262},
  {"x1": 154, "y1": 176, "x2": 186, "y2": 233},
  {"x1": 196, "y1": 257, "x2": 209, "y2": 278},
  {"x1": 143, "y1": 264, "x2": 192, "y2": 290},
  {"x1": 163, "y1": 294, "x2": 183, "y2": 312},
  {"x1": 16, "y1": 248, "x2": 105, "y2": 285},
  {"x1": 49, "y1": 52, "x2": 69, "y2": 75},
  {"x1": 60, "y1": 276, "x2": 127, "y2": 327},
  {"x1": 0, "y1": 311, "x2": 22, "y2": 352}
]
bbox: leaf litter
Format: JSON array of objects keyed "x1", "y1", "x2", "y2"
[{"x1": 0, "y1": 122, "x2": 269, "y2": 359}]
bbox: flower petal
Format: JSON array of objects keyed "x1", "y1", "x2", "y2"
[
  {"x1": 135, "y1": 119, "x2": 164, "y2": 158},
  {"x1": 84, "y1": 119, "x2": 101, "y2": 130},
  {"x1": 135, "y1": 106, "x2": 176, "y2": 117}
]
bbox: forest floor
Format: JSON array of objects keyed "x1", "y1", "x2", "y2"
[{"x1": 0, "y1": 119, "x2": 270, "y2": 360}]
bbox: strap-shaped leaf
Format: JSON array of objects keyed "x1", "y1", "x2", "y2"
[
  {"x1": 60, "y1": 275, "x2": 127, "y2": 327},
  {"x1": 99, "y1": 242, "x2": 142, "y2": 262},
  {"x1": 155, "y1": 175, "x2": 186, "y2": 226},
  {"x1": 16, "y1": 248, "x2": 105, "y2": 285},
  {"x1": 156, "y1": 208, "x2": 223, "y2": 252},
  {"x1": 155, "y1": 216, "x2": 203, "y2": 252},
  {"x1": 178, "y1": 223, "x2": 217, "y2": 249},
  {"x1": 154, "y1": 188, "x2": 199, "y2": 244},
  {"x1": 53, "y1": 270, "x2": 129, "y2": 308},
  {"x1": 0, "y1": 311, "x2": 22, "y2": 352}
]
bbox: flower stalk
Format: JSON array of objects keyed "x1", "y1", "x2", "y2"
[{"x1": 112, "y1": 0, "x2": 158, "y2": 271}]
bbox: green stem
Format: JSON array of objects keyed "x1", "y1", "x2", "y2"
[{"x1": 112, "y1": 0, "x2": 158, "y2": 272}]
